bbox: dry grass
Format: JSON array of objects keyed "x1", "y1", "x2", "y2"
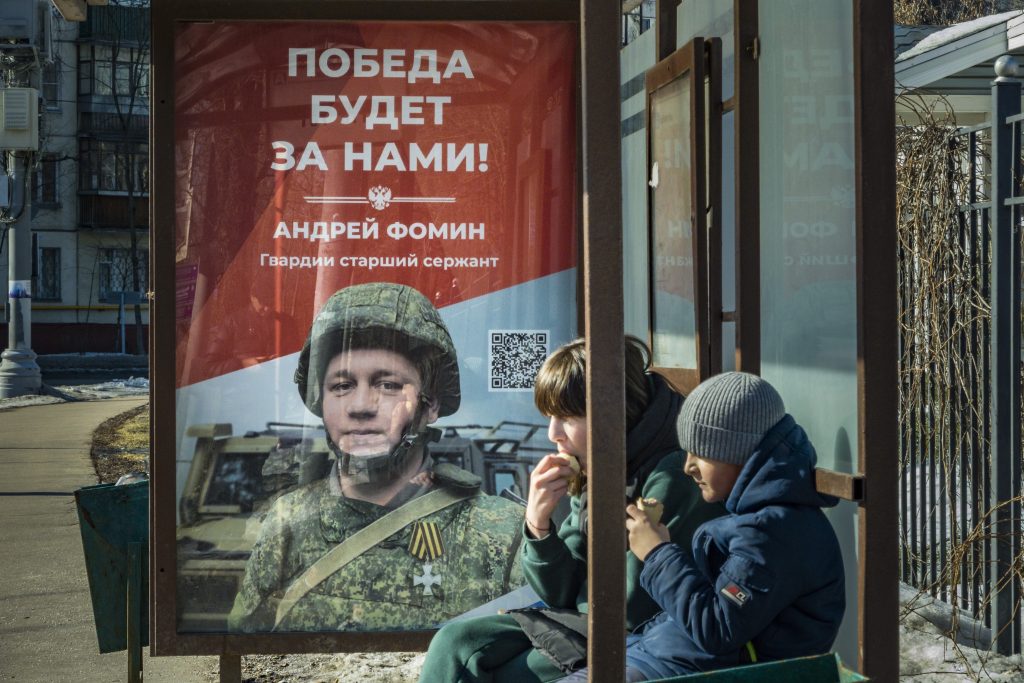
[{"x1": 91, "y1": 403, "x2": 149, "y2": 483}]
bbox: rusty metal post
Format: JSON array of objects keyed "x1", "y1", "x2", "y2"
[
  {"x1": 655, "y1": 0, "x2": 677, "y2": 61},
  {"x1": 854, "y1": 0, "x2": 899, "y2": 678},
  {"x1": 582, "y1": 0, "x2": 625, "y2": 681}
]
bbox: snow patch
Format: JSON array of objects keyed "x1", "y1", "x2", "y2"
[
  {"x1": 900, "y1": 582, "x2": 1024, "y2": 681},
  {"x1": 0, "y1": 377, "x2": 150, "y2": 410},
  {"x1": 897, "y1": 12, "x2": 1024, "y2": 62},
  {"x1": 0, "y1": 394, "x2": 65, "y2": 410}
]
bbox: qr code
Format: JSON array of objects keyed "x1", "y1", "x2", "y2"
[{"x1": 489, "y1": 330, "x2": 549, "y2": 391}]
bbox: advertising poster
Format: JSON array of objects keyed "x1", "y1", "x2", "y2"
[
  {"x1": 649, "y1": 76, "x2": 696, "y2": 369},
  {"x1": 173, "y1": 22, "x2": 577, "y2": 633}
]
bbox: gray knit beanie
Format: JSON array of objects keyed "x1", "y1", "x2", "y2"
[{"x1": 677, "y1": 372, "x2": 785, "y2": 466}]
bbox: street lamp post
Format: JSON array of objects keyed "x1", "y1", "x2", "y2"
[{"x1": 0, "y1": 154, "x2": 41, "y2": 398}]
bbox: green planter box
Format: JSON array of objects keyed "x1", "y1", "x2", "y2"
[
  {"x1": 650, "y1": 653, "x2": 867, "y2": 682},
  {"x1": 74, "y1": 480, "x2": 149, "y2": 654}
]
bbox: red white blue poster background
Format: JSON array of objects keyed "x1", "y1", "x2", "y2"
[{"x1": 173, "y1": 22, "x2": 578, "y2": 508}]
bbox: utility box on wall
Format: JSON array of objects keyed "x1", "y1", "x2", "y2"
[
  {"x1": 0, "y1": 88, "x2": 39, "y2": 151},
  {"x1": 0, "y1": 0, "x2": 37, "y2": 43}
]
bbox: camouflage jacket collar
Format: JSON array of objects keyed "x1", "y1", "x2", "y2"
[{"x1": 317, "y1": 461, "x2": 482, "y2": 543}]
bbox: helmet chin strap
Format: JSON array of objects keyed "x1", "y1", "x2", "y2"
[{"x1": 328, "y1": 397, "x2": 442, "y2": 486}]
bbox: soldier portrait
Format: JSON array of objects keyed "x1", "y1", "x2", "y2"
[
  {"x1": 226, "y1": 282, "x2": 527, "y2": 632},
  {"x1": 167, "y1": 21, "x2": 579, "y2": 641}
]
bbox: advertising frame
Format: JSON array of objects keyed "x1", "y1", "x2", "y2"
[
  {"x1": 150, "y1": 0, "x2": 632, "y2": 659},
  {"x1": 643, "y1": 37, "x2": 723, "y2": 395}
]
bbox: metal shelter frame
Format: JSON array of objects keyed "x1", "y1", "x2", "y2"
[{"x1": 149, "y1": 0, "x2": 898, "y2": 680}]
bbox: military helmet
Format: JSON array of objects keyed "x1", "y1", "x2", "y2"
[{"x1": 295, "y1": 282, "x2": 460, "y2": 418}]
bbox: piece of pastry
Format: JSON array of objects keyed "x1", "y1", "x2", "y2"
[
  {"x1": 557, "y1": 453, "x2": 584, "y2": 496},
  {"x1": 636, "y1": 497, "x2": 664, "y2": 525}
]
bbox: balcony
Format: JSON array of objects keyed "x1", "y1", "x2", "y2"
[
  {"x1": 79, "y1": 5, "x2": 149, "y2": 44},
  {"x1": 79, "y1": 194, "x2": 149, "y2": 231}
]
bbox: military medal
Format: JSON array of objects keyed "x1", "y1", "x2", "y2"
[{"x1": 409, "y1": 521, "x2": 444, "y2": 596}]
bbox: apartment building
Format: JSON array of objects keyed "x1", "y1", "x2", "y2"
[{"x1": 0, "y1": 0, "x2": 149, "y2": 354}]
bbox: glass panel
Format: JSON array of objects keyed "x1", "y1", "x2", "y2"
[
  {"x1": 758, "y1": 0, "x2": 857, "y2": 664},
  {"x1": 677, "y1": 0, "x2": 734, "y2": 101},
  {"x1": 138, "y1": 62, "x2": 149, "y2": 97},
  {"x1": 98, "y1": 248, "x2": 146, "y2": 299},
  {"x1": 80, "y1": 141, "x2": 147, "y2": 193},
  {"x1": 95, "y1": 61, "x2": 112, "y2": 96},
  {"x1": 650, "y1": 74, "x2": 697, "y2": 368},
  {"x1": 99, "y1": 249, "x2": 120, "y2": 298},
  {"x1": 759, "y1": 0, "x2": 856, "y2": 470},
  {"x1": 136, "y1": 153, "x2": 149, "y2": 193},
  {"x1": 172, "y1": 21, "x2": 577, "y2": 635},
  {"x1": 79, "y1": 141, "x2": 94, "y2": 190},
  {"x1": 621, "y1": 30, "x2": 656, "y2": 339},
  {"x1": 37, "y1": 248, "x2": 61, "y2": 300},
  {"x1": 115, "y1": 62, "x2": 132, "y2": 95},
  {"x1": 78, "y1": 68, "x2": 91, "y2": 96},
  {"x1": 622, "y1": 0, "x2": 656, "y2": 46},
  {"x1": 100, "y1": 144, "x2": 119, "y2": 190},
  {"x1": 42, "y1": 61, "x2": 60, "y2": 109},
  {"x1": 34, "y1": 156, "x2": 58, "y2": 204}
]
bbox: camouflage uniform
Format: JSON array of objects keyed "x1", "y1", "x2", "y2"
[{"x1": 228, "y1": 462, "x2": 525, "y2": 632}]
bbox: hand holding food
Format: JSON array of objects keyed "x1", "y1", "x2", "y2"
[
  {"x1": 556, "y1": 453, "x2": 584, "y2": 496},
  {"x1": 625, "y1": 503, "x2": 670, "y2": 561},
  {"x1": 636, "y1": 497, "x2": 664, "y2": 526},
  {"x1": 525, "y1": 453, "x2": 579, "y2": 538}
]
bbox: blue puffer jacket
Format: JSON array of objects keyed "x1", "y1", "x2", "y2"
[{"x1": 625, "y1": 415, "x2": 846, "y2": 680}]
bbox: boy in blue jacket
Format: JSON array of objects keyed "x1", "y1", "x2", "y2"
[{"x1": 565, "y1": 372, "x2": 846, "y2": 681}]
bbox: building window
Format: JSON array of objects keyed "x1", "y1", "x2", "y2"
[
  {"x1": 42, "y1": 60, "x2": 60, "y2": 110},
  {"x1": 80, "y1": 140, "x2": 149, "y2": 194},
  {"x1": 99, "y1": 248, "x2": 148, "y2": 300},
  {"x1": 79, "y1": 44, "x2": 150, "y2": 99},
  {"x1": 37, "y1": 248, "x2": 61, "y2": 301},
  {"x1": 33, "y1": 156, "x2": 60, "y2": 205},
  {"x1": 622, "y1": 0, "x2": 655, "y2": 46}
]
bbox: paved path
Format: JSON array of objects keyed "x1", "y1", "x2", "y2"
[{"x1": 0, "y1": 398, "x2": 217, "y2": 682}]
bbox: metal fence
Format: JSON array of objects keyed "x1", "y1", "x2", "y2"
[{"x1": 897, "y1": 61, "x2": 1023, "y2": 655}]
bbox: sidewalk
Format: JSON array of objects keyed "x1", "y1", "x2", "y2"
[{"x1": 0, "y1": 398, "x2": 216, "y2": 682}]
